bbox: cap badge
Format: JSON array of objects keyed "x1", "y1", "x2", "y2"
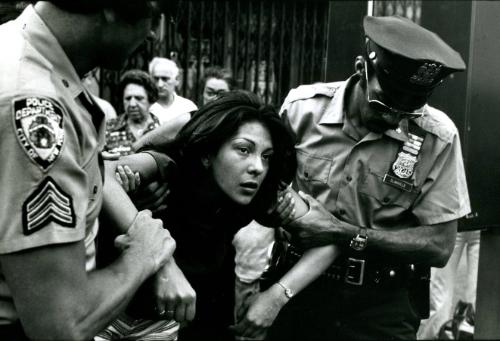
[{"x1": 410, "y1": 62, "x2": 443, "y2": 86}]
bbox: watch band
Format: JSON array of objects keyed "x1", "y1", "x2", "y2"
[
  {"x1": 277, "y1": 281, "x2": 294, "y2": 299},
  {"x1": 349, "y1": 228, "x2": 368, "y2": 251}
]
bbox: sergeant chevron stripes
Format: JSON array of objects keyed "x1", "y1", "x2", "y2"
[{"x1": 22, "y1": 177, "x2": 75, "y2": 235}]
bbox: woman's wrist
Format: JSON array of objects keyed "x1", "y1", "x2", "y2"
[{"x1": 268, "y1": 282, "x2": 292, "y2": 307}]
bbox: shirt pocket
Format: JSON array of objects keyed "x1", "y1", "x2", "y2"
[
  {"x1": 296, "y1": 150, "x2": 332, "y2": 184},
  {"x1": 359, "y1": 161, "x2": 419, "y2": 209}
]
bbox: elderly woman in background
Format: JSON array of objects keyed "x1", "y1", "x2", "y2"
[{"x1": 105, "y1": 69, "x2": 160, "y2": 156}]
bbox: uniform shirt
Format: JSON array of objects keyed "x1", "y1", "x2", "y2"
[
  {"x1": 0, "y1": 5, "x2": 104, "y2": 324},
  {"x1": 280, "y1": 76, "x2": 471, "y2": 232},
  {"x1": 149, "y1": 93, "x2": 197, "y2": 125}
]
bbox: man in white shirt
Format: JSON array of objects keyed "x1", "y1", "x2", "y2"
[{"x1": 148, "y1": 57, "x2": 197, "y2": 124}]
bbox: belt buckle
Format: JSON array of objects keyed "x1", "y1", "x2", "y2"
[{"x1": 345, "y1": 257, "x2": 365, "y2": 286}]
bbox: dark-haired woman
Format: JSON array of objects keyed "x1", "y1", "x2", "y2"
[{"x1": 103, "y1": 91, "x2": 340, "y2": 340}]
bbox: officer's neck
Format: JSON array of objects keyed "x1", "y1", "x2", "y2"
[
  {"x1": 35, "y1": 2, "x2": 100, "y2": 78},
  {"x1": 344, "y1": 80, "x2": 370, "y2": 138}
]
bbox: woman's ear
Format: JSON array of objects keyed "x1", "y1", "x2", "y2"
[{"x1": 354, "y1": 55, "x2": 365, "y2": 76}]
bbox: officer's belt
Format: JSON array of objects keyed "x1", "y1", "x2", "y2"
[{"x1": 285, "y1": 244, "x2": 425, "y2": 287}]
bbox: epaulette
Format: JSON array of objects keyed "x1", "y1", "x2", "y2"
[
  {"x1": 416, "y1": 106, "x2": 456, "y2": 143},
  {"x1": 284, "y1": 83, "x2": 339, "y2": 104}
]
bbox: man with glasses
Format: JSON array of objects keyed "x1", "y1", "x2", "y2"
[
  {"x1": 267, "y1": 15, "x2": 470, "y2": 340},
  {"x1": 0, "y1": 1, "x2": 182, "y2": 339}
]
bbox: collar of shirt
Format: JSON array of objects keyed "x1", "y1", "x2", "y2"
[
  {"x1": 319, "y1": 74, "x2": 411, "y2": 143},
  {"x1": 18, "y1": 5, "x2": 85, "y2": 99}
]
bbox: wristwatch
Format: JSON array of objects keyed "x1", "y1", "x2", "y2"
[
  {"x1": 276, "y1": 281, "x2": 294, "y2": 299},
  {"x1": 349, "y1": 228, "x2": 368, "y2": 251}
]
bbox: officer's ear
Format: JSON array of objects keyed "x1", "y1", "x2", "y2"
[
  {"x1": 354, "y1": 56, "x2": 365, "y2": 76},
  {"x1": 102, "y1": 7, "x2": 118, "y2": 24},
  {"x1": 201, "y1": 155, "x2": 211, "y2": 169}
]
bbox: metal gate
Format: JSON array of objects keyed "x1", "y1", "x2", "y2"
[
  {"x1": 373, "y1": 0, "x2": 422, "y2": 23},
  {"x1": 101, "y1": 0, "x2": 330, "y2": 110}
]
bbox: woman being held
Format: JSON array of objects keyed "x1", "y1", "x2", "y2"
[{"x1": 110, "y1": 91, "x2": 340, "y2": 340}]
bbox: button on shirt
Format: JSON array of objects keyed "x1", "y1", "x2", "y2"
[
  {"x1": 0, "y1": 5, "x2": 104, "y2": 323},
  {"x1": 280, "y1": 77, "x2": 471, "y2": 231}
]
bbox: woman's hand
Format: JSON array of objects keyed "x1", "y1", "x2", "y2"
[
  {"x1": 232, "y1": 284, "x2": 288, "y2": 338},
  {"x1": 115, "y1": 165, "x2": 141, "y2": 193},
  {"x1": 274, "y1": 189, "x2": 297, "y2": 225},
  {"x1": 261, "y1": 189, "x2": 296, "y2": 227},
  {"x1": 154, "y1": 260, "x2": 196, "y2": 323},
  {"x1": 115, "y1": 164, "x2": 169, "y2": 213}
]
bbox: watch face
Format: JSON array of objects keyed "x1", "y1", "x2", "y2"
[
  {"x1": 350, "y1": 234, "x2": 367, "y2": 251},
  {"x1": 285, "y1": 288, "x2": 294, "y2": 298}
]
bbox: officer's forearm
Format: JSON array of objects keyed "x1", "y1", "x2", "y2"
[
  {"x1": 1, "y1": 240, "x2": 153, "y2": 340},
  {"x1": 102, "y1": 164, "x2": 139, "y2": 233},
  {"x1": 330, "y1": 219, "x2": 457, "y2": 267}
]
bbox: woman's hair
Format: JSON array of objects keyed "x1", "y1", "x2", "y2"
[
  {"x1": 119, "y1": 69, "x2": 159, "y2": 104},
  {"x1": 200, "y1": 66, "x2": 237, "y2": 91},
  {"x1": 168, "y1": 90, "x2": 297, "y2": 211}
]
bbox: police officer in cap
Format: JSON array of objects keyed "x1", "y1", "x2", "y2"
[{"x1": 266, "y1": 15, "x2": 471, "y2": 340}]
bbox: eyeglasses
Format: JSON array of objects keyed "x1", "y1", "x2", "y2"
[{"x1": 364, "y1": 62, "x2": 424, "y2": 120}]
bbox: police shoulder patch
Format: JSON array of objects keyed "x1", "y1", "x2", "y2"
[
  {"x1": 22, "y1": 177, "x2": 75, "y2": 236},
  {"x1": 13, "y1": 96, "x2": 65, "y2": 171}
]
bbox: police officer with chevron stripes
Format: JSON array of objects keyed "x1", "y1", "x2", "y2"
[
  {"x1": 266, "y1": 16, "x2": 471, "y2": 340},
  {"x1": 0, "y1": 2, "x2": 181, "y2": 339}
]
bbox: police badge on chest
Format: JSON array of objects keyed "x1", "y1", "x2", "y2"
[{"x1": 383, "y1": 132, "x2": 424, "y2": 192}]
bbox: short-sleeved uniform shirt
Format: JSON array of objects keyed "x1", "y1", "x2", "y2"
[
  {"x1": 0, "y1": 6, "x2": 105, "y2": 324},
  {"x1": 280, "y1": 76, "x2": 471, "y2": 233}
]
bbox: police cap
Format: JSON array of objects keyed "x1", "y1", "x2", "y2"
[{"x1": 363, "y1": 15, "x2": 465, "y2": 102}]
